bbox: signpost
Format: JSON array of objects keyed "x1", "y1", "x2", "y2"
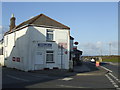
[{"x1": 58, "y1": 43, "x2": 67, "y2": 69}]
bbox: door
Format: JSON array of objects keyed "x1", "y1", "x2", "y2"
[{"x1": 34, "y1": 51, "x2": 44, "y2": 70}]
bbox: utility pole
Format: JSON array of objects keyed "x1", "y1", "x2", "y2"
[
  {"x1": 109, "y1": 42, "x2": 111, "y2": 56},
  {"x1": 61, "y1": 45, "x2": 63, "y2": 69},
  {"x1": 100, "y1": 48, "x2": 102, "y2": 56}
]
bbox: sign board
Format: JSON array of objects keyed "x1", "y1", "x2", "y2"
[
  {"x1": 38, "y1": 43, "x2": 52, "y2": 48},
  {"x1": 58, "y1": 43, "x2": 67, "y2": 49}
]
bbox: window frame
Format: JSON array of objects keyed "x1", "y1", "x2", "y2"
[
  {"x1": 46, "y1": 29, "x2": 54, "y2": 42},
  {"x1": 46, "y1": 50, "x2": 54, "y2": 63}
]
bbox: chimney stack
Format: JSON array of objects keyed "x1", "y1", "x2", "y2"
[{"x1": 10, "y1": 14, "x2": 16, "y2": 32}]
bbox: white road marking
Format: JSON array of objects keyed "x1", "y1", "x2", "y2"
[
  {"x1": 6, "y1": 74, "x2": 29, "y2": 82},
  {"x1": 61, "y1": 78, "x2": 73, "y2": 81},
  {"x1": 57, "y1": 85, "x2": 83, "y2": 88},
  {"x1": 100, "y1": 66, "x2": 113, "y2": 72},
  {"x1": 109, "y1": 62, "x2": 118, "y2": 66},
  {"x1": 105, "y1": 74, "x2": 119, "y2": 90},
  {"x1": 100, "y1": 66, "x2": 120, "y2": 83},
  {"x1": 76, "y1": 73, "x2": 102, "y2": 76},
  {"x1": 108, "y1": 73, "x2": 120, "y2": 83}
]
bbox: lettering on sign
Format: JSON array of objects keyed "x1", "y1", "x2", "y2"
[{"x1": 38, "y1": 43, "x2": 52, "y2": 48}]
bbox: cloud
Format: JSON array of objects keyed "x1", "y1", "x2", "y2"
[
  {"x1": 111, "y1": 41, "x2": 118, "y2": 49},
  {"x1": 0, "y1": 26, "x2": 3, "y2": 39},
  {"x1": 78, "y1": 41, "x2": 118, "y2": 56},
  {"x1": 0, "y1": 26, "x2": 2, "y2": 31},
  {"x1": 0, "y1": 34, "x2": 2, "y2": 40},
  {"x1": 0, "y1": 25, "x2": 9, "y2": 39},
  {"x1": 96, "y1": 41, "x2": 102, "y2": 48}
]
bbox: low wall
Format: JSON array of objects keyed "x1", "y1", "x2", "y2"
[{"x1": 0, "y1": 55, "x2": 4, "y2": 66}]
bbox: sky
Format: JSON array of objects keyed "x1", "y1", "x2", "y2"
[{"x1": 1, "y1": 2, "x2": 118, "y2": 56}]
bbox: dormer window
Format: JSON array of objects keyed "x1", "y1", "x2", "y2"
[{"x1": 46, "y1": 29, "x2": 54, "y2": 41}]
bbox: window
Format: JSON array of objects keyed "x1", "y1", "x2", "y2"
[
  {"x1": 46, "y1": 51, "x2": 54, "y2": 63},
  {"x1": 46, "y1": 29, "x2": 54, "y2": 41}
]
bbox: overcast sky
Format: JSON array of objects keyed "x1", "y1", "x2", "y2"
[{"x1": 1, "y1": 2, "x2": 118, "y2": 56}]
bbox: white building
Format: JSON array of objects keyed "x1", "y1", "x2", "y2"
[
  {"x1": 0, "y1": 39, "x2": 4, "y2": 66},
  {"x1": 0, "y1": 39, "x2": 3, "y2": 55},
  {"x1": 70, "y1": 36, "x2": 74, "y2": 60},
  {"x1": 3, "y1": 14, "x2": 70, "y2": 71}
]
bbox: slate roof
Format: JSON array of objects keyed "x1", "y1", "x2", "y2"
[
  {"x1": 15, "y1": 14, "x2": 70, "y2": 29},
  {"x1": 4, "y1": 14, "x2": 70, "y2": 35}
]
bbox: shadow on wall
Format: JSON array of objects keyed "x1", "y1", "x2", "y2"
[{"x1": 4, "y1": 26, "x2": 69, "y2": 71}]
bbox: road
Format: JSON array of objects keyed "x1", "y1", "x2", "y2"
[
  {"x1": 101, "y1": 62, "x2": 119, "y2": 78},
  {"x1": 100, "y1": 62, "x2": 120, "y2": 90},
  {"x1": 1, "y1": 62, "x2": 120, "y2": 89}
]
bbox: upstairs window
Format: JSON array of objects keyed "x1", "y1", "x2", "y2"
[{"x1": 46, "y1": 29, "x2": 54, "y2": 41}]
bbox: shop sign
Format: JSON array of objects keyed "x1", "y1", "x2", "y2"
[{"x1": 38, "y1": 43, "x2": 52, "y2": 48}]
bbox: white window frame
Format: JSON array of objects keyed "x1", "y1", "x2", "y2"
[
  {"x1": 46, "y1": 29, "x2": 54, "y2": 41},
  {"x1": 46, "y1": 50, "x2": 54, "y2": 63}
]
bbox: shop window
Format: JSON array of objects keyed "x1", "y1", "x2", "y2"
[{"x1": 46, "y1": 51, "x2": 54, "y2": 63}]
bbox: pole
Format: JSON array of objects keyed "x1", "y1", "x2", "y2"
[
  {"x1": 61, "y1": 45, "x2": 63, "y2": 69},
  {"x1": 109, "y1": 43, "x2": 111, "y2": 56},
  {"x1": 100, "y1": 48, "x2": 102, "y2": 56}
]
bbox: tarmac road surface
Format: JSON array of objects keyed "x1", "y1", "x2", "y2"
[{"x1": 2, "y1": 62, "x2": 119, "y2": 89}]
